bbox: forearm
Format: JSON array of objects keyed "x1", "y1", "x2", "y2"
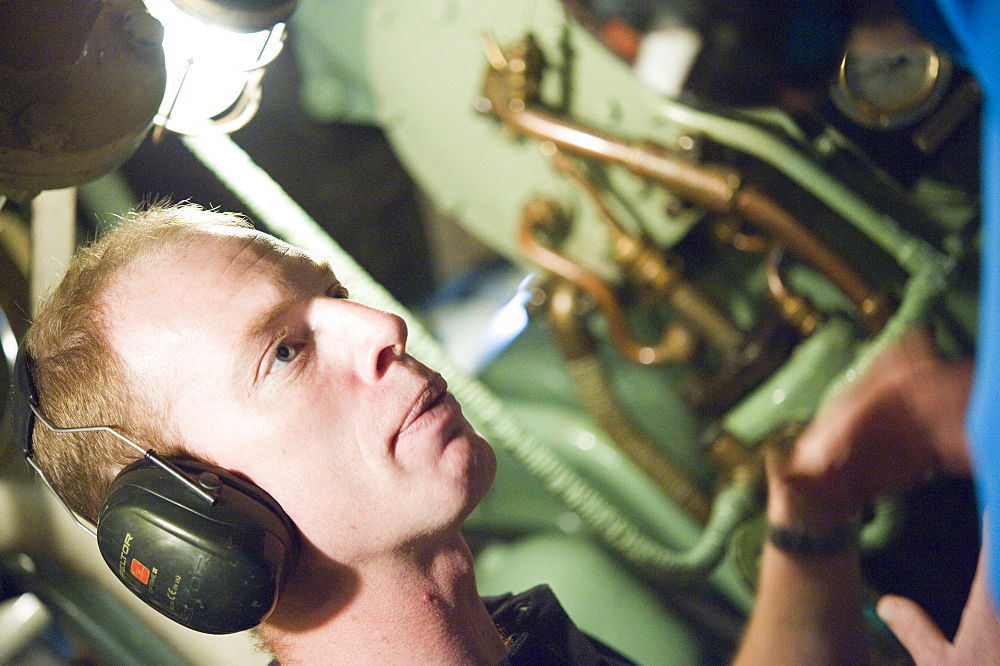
[
  {"x1": 734, "y1": 454, "x2": 868, "y2": 666},
  {"x1": 733, "y1": 543, "x2": 867, "y2": 666}
]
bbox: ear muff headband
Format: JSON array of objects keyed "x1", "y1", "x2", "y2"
[{"x1": 8, "y1": 348, "x2": 300, "y2": 634}]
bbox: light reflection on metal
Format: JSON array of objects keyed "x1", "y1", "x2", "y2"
[
  {"x1": 486, "y1": 276, "x2": 533, "y2": 350},
  {"x1": 1, "y1": 305, "x2": 16, "y2": 377}
]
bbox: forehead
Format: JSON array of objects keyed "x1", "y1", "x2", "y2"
[
  {"x1": 115, "y1": 227, "x2": 327, "y2": 297},
  {"x1": 101, "y1": 228, "x2": 330, "y2": 363}
]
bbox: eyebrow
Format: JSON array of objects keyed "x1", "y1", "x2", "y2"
[
  {"x1": 237, "y1": 297, "x2": 297, "y2": 389},
  {"x1": 234, "y1": 256, "x2": 340, "y2": 388}
]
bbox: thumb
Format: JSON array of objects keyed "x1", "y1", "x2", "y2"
[{"x1": 877, "y1": 594, "x2": 949, "y2": 665}]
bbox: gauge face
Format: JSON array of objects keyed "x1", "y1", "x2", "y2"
[{"x1": 831, "y1": 44, "x2": 952, "y2": 129}]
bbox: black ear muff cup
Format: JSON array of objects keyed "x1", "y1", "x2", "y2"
[
  {"x1": 12, "y1": 349, "x2": 300, "y2": 633},
  {"x1": 97, "y1": 459, "x2": 300, "y2": 634}
]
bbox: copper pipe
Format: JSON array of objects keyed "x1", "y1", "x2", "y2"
[
  {"x1": 481, "y1": 50, "x2": 894, "y2": 335},
  {"x1": 519, "y1": 198, "x2": 694, "y2": 365},
  {"x1": 549, "y1": 152, "x2": 746, "y2": 356}
]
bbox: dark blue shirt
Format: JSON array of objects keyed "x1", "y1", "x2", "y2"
[{"x1": 486, "y1": 585, "x2": 637, "y2": 665}]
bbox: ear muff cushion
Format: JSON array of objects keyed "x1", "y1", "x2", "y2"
[
  {"x1": 10, "y1": 347, "x2": 38, "y2": 458},
  {"x1": 97, "y1": 459, "x2": 300, "y2": 634}
]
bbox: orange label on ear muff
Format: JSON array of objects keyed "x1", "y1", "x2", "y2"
[{"x1": 130, "y1": 558, "x2": 151, "y2": 584}]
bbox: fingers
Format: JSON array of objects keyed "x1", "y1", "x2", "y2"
[
  {"x1": 789, "y1": 326, "x2": 973, "y2": 495},
  {"x1": 955, "y1": 543, "x2": 1000, "y2": 657},
  {"x1": 877, "y1": 595, "x2": 948, "y2": 665}
]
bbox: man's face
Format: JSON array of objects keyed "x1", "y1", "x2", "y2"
[{"x1": 102, "y1": 228, "x2": 496, "y2": 564}]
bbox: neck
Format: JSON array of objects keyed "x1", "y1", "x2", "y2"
[{"x1": 262, "y1": 532, "x2": 507, "y2": 665}]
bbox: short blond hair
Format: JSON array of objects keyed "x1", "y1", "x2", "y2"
[{"x1": 25, "y1": 203, "x2": 252, "y2": 523}]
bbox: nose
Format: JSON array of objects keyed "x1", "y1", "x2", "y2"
[{"x1": 312, "y1": 298, "x2": 408, "y2": 381}]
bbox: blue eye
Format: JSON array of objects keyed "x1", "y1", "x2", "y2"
[{"x1": 270, "y1": 342, "x2": 299, "y2": 372}]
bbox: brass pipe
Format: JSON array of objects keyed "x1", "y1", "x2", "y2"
[
  {"x1": 739, "y1": 188, "x2": 892, "y2": 334},
  {"x1": 549, "y1": 152, "x2": 746, "y2": 356},
  {"x1": 765, "y1": 247, "x2": 825, "y2": 337}
]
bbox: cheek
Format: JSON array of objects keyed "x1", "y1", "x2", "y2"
[
  {"x1": 183, "y1": 379, "x2": 411, "y2": 549},
  {"x1": 450, "y1": 433, "x2": 497, "y2": 508}
]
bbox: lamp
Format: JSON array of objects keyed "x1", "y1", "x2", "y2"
[
  {"x1": 0, "y1": 0, "x2": 295, "y2": 202},
  {"x1": 144, "y1": 0, "x2": 296, "y2": 136}
]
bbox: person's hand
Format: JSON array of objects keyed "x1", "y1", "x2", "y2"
[
  {"x1": 877, "y1": 536, "x2": 1000, "y2": 665},
  {"x1": 768, "y1": 329, "x2": 973, "y2": 525}
]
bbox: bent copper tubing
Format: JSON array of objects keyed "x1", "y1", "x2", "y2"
[
  {"x1": 520, "y1": 197, "x2": 695, "y2": 365},
  {"x1": 482, "y1": 58, "x2": 894, "y2": 335},
  {"x1": 765, "y1": 247, "x2": 824, "y2": 337},
  {"x1": 548, "y1": 279, "x2": 713, "y2": 523},
  {"x1": 549, "y1": 154, "x2": 746, "y2": 357}
]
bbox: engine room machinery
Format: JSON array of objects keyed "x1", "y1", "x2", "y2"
[{"x1": 0, "y1": 0, "x2": 987, "y2": 663}]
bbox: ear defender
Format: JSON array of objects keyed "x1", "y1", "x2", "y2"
[
  {"x1": 98, "y1": 458, "x2": 300, "y2": 634},
  {"x1": 9, "y1": 348, "x2": 301, "y2": 634}
]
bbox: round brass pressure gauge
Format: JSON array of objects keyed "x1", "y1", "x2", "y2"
[{"x1": 830, "y1": 43, "x2": 953, "y2": 130}]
